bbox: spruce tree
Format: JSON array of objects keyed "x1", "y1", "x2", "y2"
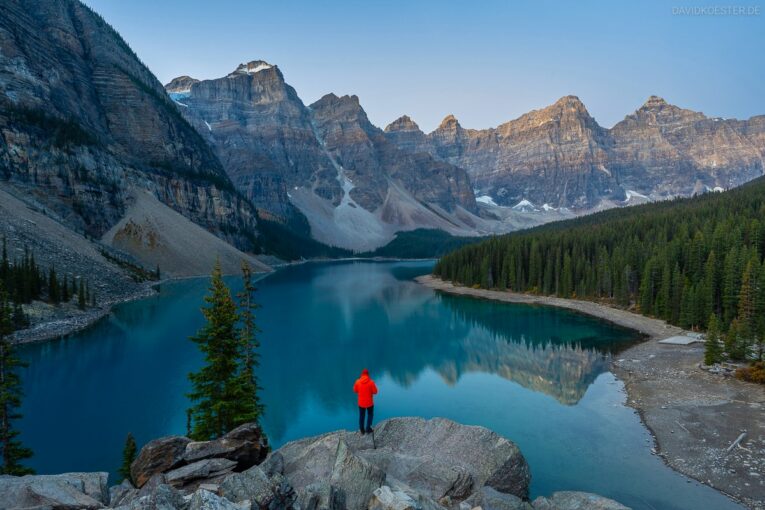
[
  {"x1": 235, "y1": 261, "x2": 263, "y2": 425},
  {"x1": 48, "y1": 267, "x2": 59, "y2": 305},
  {"x1": 704, "y1": 314, "x2": 723, "y2": 365},
  {"x1": 0, "y1": 286, "x2": 34, "y2": 475},
  {"x1": 78, "y1": 279, "x2": 85, "y2": 310},
  {"x1": 118, "y1": 433, "x2": 137, "y2": 484},
  {"x1": 187, "y1": 261, "x2": 250, "y2": 440},
  {"x1": 61, "y1": 275, "x2": 69, "y2": 303}
]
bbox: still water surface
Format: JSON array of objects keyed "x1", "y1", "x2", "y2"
[{"x1": 19, "y1": 261, "x2": 740, "y2": 509}]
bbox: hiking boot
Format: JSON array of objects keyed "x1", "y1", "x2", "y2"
[
  {"x1": 366, "y1": 427, "x2": 373, "y2": 434},
  {"x1": 359, "y1": 429, "x2": 366, "y2": 435}
]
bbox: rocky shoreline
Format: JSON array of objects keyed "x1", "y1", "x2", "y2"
[
  {"x1": 9, "y1": 282, "x2": 159, "y2": 345},
  {"x1": 0, "y1": 417, "x2": 629, "y2": 510},
  {"x1": 416, "y1": 275, "x2": 765, "y2": 510}
]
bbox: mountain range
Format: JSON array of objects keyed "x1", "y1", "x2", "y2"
[
  {"x1": 2, "y1": 0, "x2": 765, "y2": 271},
  {"x1": 166, "y1": 61, "x2": 765, "y2": 251}
]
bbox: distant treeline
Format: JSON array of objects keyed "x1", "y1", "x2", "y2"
[
  {"x1": 1, "y1": 238, "x2": 97, "y2": 332},
  {"x1": 434, "y1": 177, "x2": 765, "y2": 362}
]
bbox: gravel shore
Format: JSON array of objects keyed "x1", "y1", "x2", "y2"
[
  {"x1": 10, "y1": 282, "x2": 158, "y2": 344},
  {"x1": 417, "y1": 275, "x2": 765, "y2": 510}
]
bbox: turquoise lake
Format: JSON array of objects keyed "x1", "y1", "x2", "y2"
[{"x1": 18, "y1": 260, "x2": 740, "y2": 510}]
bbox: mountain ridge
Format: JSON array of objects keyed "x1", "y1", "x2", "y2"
[{"x1": 385, "y1": 94, "x2": 765, "y2": 208}]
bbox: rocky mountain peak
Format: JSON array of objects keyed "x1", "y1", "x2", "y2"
[
  {"x1": 553, "y1": 95, "x2": 586, "y2": 109},
  {"x1": 310, "y1": 93, "x2": 364, "y2": 116},
  {"x1": 164, "y1": 75, "x2": 199, "y2": 93},
  {"x1": 626, "y1": 95, "x2": 707, "y2": 125},
  {"x1": 640, "y1": 95, "x2": 670, "y2": 110},
  {"x1": 437, "y1": 114, "x2": 461, "y2": 131},
  {"x1": 543, "y1": 95, "x2": 593, "y2": 120},
  {"x1": 228, "y1": 60, "x2": 275, "y2": 77},
  {"x1": 385, "y1": 115, "x2": 422, "y2": 133}
]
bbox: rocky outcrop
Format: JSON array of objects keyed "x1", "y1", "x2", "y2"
[
  {"x1": 385, "y1": 96, "x2": 765, "y2": 210},
  {"x1": 131, "y1": 422, "x2": 269, "y2": 489},
  {"x1": 531, "y1": 491, "x2": 630, "y2": 510},
  {"x1": 0, "y1": 472, "x2": 109, "y2": 509},
  {"x1": 0, "y1": 418, "x2": 630, "y2": 510},
  {"x1": 0, "y1": 0, "x2": 258, "y2": 251},
  {"x1": 165, "y1": 64, "x2": 486, "y2": 252}
]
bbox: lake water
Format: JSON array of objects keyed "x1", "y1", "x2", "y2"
[{"x1": 18, "y1": 260, "x2": 740, "y2": 510}]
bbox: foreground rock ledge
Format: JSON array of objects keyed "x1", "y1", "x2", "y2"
[{"x1": 0, "y1": 417, "x2": 629, "y2": 510}]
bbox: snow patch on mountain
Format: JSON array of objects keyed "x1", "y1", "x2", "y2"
[
  {"x1": 476, "y1": 195, "x2": 498, "y2": 206},
  {"x1": 512, "y1": 199, "x2": 539, "y2": 212},
  {"x1": 624, "y1": 190, "x2": 649, "y2": 202}
]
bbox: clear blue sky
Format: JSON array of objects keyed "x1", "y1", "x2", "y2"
[{"x1": 83, "y1": 0, "x2": 764, "y2": 131}]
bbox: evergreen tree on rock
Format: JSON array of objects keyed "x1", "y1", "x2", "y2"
[
  {"x1": 235, "y1": 261, "x2": 264, "y2": 425},
  {"x1": 187, "y1": 260, "x2": 263, "y2": 440},
  {"x1": 0, "y1": 285, "x2": 34, "y2": 475},
  {"x1": 118, "y1": 432, "x2": 137, "y2": 484}
]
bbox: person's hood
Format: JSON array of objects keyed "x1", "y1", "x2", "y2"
[{"x1": 358, "y1": 374, "x2": 371, "y2": 383}]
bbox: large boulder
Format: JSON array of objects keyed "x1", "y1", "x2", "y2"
[
  {"x1": 531, "y1": 491, "x2": 630, "y2": 510},
  {"x1": 131, "y1": 436, "x2": 192, "y2": 488},
  {"x1": 112, "y1": 482, "x2": 188, "y2": 510},
  {"x1": 165, "y1": 458, "x2": 238, "y2": 489},
  {"x1": 368, "y1": 486, "x2": 419, "y2": 510},
  {"x1": 109, "y1": 479, "x2": 138, "y2": 507},
  {"x1": 188, "y1": 488, "x2": 242, "y2": 510},
  {"x1": 183, "y1": 423, "x2": 269, "y2": 469},
  {"x1": 330, "y1": 441, "x2": 386, "y2": 510},
  {"x1": 265, "y1": 417, "x2": 530, "y2": 509},
  {"x1": 0, "y1": 472, "x2": 109, "y2": 509},
  {"x1": 463, "y1": 486, "x2": 532, "y2": 510},
  {"x1": 131, "y1": 423, "x2": 269, "y2": 489}
]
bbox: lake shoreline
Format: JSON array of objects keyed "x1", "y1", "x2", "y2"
[
  {"x1": 9, "y1": 258, "x2": 433, "y2": 345},
  {"x1": 417, "y1": 275, "x2": 765, "y2": 510}
]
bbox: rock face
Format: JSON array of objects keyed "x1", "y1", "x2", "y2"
[
  {"x1": 0, "y1": 472, "x2": 109, "y2": 509},
  {"x1": 131, "y1": 422, "x2": 269, "y2": 490},
  {"x1": 0, "y1": 418, "x2": 630, "y2": 510},
  {"x1": 0, "y1": 0, "x2": 258, "y2": 251},
  {"x1": 164, "y1": 60, "x2": 337, "y2": 227},
  {"x1": 385, "y1": 96, "x2": 765, "y2": 209},
  {"x1": 165, "y1": 63, "x2": 486, "y2": 252},
  {"x1": 262, "y1": 417, "x2": 531, "y2": 507}
]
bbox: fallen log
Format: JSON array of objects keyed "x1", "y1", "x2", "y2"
[{"x1": 726, "y1": 432, "x2": 746, "y2": 453}]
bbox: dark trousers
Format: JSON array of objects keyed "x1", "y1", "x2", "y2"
[{"x1": 359, "y1": 405, "x2": 374, "y2": 432}]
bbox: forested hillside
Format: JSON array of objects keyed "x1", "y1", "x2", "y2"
[{"x1": 434, "y1": 177, "x2": 765, "y2": 362}]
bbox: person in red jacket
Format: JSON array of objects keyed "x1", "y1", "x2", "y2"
[{"x1": 353, "y1": 368, "x2": 378, "y2": 434}]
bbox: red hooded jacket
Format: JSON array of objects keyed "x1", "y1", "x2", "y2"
[{"x1": 353, "y1": 369, "x2": 378, "y2": 408}]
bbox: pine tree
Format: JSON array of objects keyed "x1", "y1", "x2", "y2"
[
  {"x1": 235, "y1": 261, "x2": 263, "y2": 425},
  {"x1": 48, "y1": 267, "x2": 59, "y2": 305},
  {"x1": 704, "y1": 314, "x2": 723, "y2": 365},
  {"x1": 0, "y1": 286, "x2": 34, "y2": 475},
  {"x1": 187, "y1": 261, "x2": 250, "y2": 440},
  {"x1": 61, "y1": 275, "x2": 69, "y2": 303},
  {"x1": 78, "y1": 279, "x2": 86, "y2": 310},
  {"x1": 118, "y1": 433, "x2": 137, "y2": 484}
]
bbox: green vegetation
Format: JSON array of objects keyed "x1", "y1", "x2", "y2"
[
  {"x1": 99, "y1": 249, "x2": 159, "y2": 283},
  {"x1": 0, "y1": 284, "x2": 34, "y2": 475},
  {"x1": 3, "y1": 103, "x2": 97, "y2": 148},
  {"x1": 434, "y1": 177, "x2": 765, "y2": 365},
  {"x1": 365, "y1": 229, "x2": 483, "y2": 259},
  {"x1": 255, "y1": 213, "x2": 351, "y2": 260},
  {"x1": 186, "y1": 261, "x2": 263, "y2": 440},
  {"x1": 118, "y1": 433, "x2": 137, "y2": 484},
  {"x1": 1, "y1": 238, "x2": 99, "y2": 331}
]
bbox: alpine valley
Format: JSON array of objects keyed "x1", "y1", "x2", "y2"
[{"x1": 2, "y1": 0, "x2": 765, "y2": 267}]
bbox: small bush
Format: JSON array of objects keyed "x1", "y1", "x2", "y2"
[{"x1": 735, "y1": 361, "x2": 765, "y2": 384}]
